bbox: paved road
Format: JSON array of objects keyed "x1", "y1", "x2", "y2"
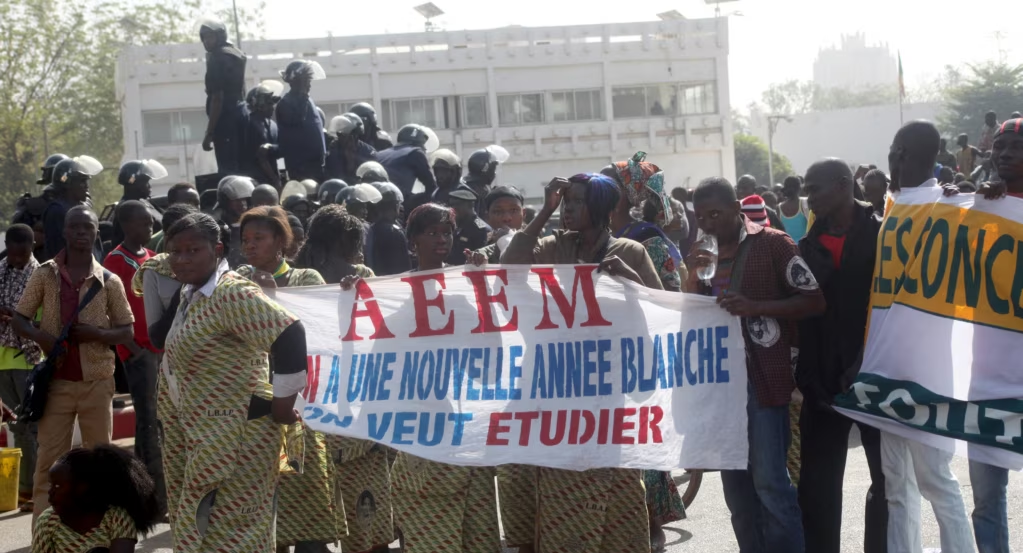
[{"x1": 1, "y1": 437, "x2": 1020, "y2": 552}]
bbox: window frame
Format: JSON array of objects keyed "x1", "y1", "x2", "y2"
[
  {"x1": 497, "y1": 92, "x2": 545, "y2": 127},
  {"x1": 381, "y1": 96, "x2": 442, "y2": 132},
  {"x1": 459, "y1": 95, "x2": 489, "y2": 128}
]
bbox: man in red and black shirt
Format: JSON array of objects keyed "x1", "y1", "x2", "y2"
[
  {"x1": 102, "y1": 200, "x2": 165, "y2": 511},
  {"x1": 685, "y1": 177, "x2": 825, "y2": 553},
  {"x1": 797, "y1": 159, "x2": 886, "y2": 553}
]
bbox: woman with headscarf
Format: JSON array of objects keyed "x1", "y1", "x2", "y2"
[
  {"x1": 501, "y1": 173, "x2": 661, "y2": 553},
  {"x1": 160, "y1": 212, "x2": 308, "y2": 552},
  {"x1": 230, "y1": 206, "x2": 339, "y2": 553},
  {"x1": 604, "y1": 152, "x2": 685, "y2": 292},
  {"x1": 603, "y1": 154, "x2": 688, "y2": 550},
  {"x1": 341, "y1": 203, "x2": 500, "y2": 553}
]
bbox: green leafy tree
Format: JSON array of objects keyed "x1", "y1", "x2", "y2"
[
  {"x1": 734, "y1": 134, "x2": 794, "y2": 187},
  {"x1": 939, "y1": 62, "x2": 1023, "y2": 140},
  {"x1": 0, "y1": 0, "x2": 264, "y2": 218},
  {"x1": 761, "y1": 80, "x2": 817, "y2": 116}
]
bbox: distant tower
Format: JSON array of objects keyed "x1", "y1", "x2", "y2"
[{"x1": 812, "y1": 33, "x2": 897, "y2": 91}]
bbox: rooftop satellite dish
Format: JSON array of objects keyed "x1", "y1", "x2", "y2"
[{"x1": 413, "y1": 2, "x2": 444, "y2": 32}]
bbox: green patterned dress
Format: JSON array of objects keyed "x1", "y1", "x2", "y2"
[
  {"x1": 235, "y1": 265, "x2": 347, "y2": 547},
  {"x1": 32, "y1": 506, "x2": 136, "y2": 552},
  {"x1": 324, "y1": 436, "x2": 395, "y2": 552},
  {"x1": 163, "y1": 270, "x2": 299, "y2": 553}
]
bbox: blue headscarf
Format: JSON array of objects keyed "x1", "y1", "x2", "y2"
[{"x1": 569, "y1": 173, "x2": 620, "y2": 229}]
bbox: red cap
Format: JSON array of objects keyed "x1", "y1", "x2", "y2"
[{"x1": 741, "y1": 194, "x2": 769, "y2": 226}]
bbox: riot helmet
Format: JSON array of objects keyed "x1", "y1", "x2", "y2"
[
  {"x1": 356, "y1": 161, "x2": 389, "y2": 183},
  {"x1": 246, "y1": 80, "x2": 284, "y2": 115},
  {"x1": 197, "y1": 18, "x2": 229, "y2": 51},
  {"x1": 280, "y1": 60, "x2": 326, "y2": 83},
  {"x1": 370, "y1": 182, "x2": 404, "y2": 205},
  {"x1": 217, "y1": 175, "x2": 255, "y2": 201},
  {"x1": 118, "y1": 159, "x2": 168, "y2": 199},
  {"x1": 52, "y1": 156, "x2": 103, "y2": 203},
  {"x1": 318, "y1": 179, "x2": 348, "y2": 205},
  {"x1": 430, "y1": 149, "x2": 461, "y2": 169},
  {"x1": 38, "y1": 153, "x2": 70, "y2": 185},
  {"x1": 349, "y1": 103, "x2": 379, "y2": 130},
  {"x1": 328, "y1": 113, "x2": 364, "y2": 138},
  {"x1": 396, "y1": 124, "x2": 439, "y2": 153}
]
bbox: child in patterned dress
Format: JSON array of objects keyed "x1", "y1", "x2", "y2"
[{"x1": 32, "y1": 445, "x2": 159, "y2": 553}]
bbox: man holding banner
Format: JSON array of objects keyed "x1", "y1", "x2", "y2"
[
  {"x1": 684, "y1": 177, "x2": 825, "y2": 553},
  {"x1": 834, "y1": 120, "x2": 1023, "y2": 553}
]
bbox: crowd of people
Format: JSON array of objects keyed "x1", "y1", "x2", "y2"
[{"x1": 0, "y1": 17, "x2": 1020, "y2": 553}]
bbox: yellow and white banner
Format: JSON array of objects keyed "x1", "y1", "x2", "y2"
[{"x1": 836, "y1": 187, "x2": 1023, "y2": 470}]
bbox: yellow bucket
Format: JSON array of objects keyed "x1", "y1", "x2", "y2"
[{"x1": 0, "y1": 448, "x2": 21, "y2": 512}]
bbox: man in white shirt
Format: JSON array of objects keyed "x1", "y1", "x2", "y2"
[{"x1": 881, "y1": 120, "x2": 975, "y2": 553}]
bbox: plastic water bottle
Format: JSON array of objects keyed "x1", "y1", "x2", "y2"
[{"x1": 695, "y1": 233, "x2": 718, "y2": 283}]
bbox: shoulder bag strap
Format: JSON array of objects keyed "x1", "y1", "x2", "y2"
[{"x1": 48, "y1": 271, "x2": 110, "y2": 358}]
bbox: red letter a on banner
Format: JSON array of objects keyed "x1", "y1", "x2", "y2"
[
  {"x1": 341, "y1": 280, "x2": 396, "y2": 342},
  {"x1": 532, "y1": 266, "x2": 612, "y2": 330}
]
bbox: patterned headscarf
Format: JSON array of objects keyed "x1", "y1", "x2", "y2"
[
  {"x1": 132, "y1": 253, "x2": 175, "y2": 297},
  {"x1": 613, "y1": 151, "x2": 673, "y2": 228}
]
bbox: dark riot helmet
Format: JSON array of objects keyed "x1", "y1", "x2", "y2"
[
  {"x1": 51, "y1": 156, "x2": 104, "y2": 188},
  {"x1": 38, "y1": 153, "x2": 70, "y2": 185},
  {"x1": 396, "y1": 124, "x2": 439, "y2": 153},
  {"x1": 118, "y1": 159, "x2": 168, "y2": 187},
  {"x1": 246, "y1": 80, "x2": 285, "y2": 111},
  {"x1": 280, "y1": 59, "x2": 326, "y2": 83},
  {"x1": 197, "y1": 19, "x2": 229, "y2": 43},
  {"x1": 349, "y1": 103, "x2": 379, "y2": 129},
  {"x1": 317, "y1": 179, "x2": 348, "y2": 205},
  {"x1": 467, "y1": 145, "x2": 510, "y2": 174}
]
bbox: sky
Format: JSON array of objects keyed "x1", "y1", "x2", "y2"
[{"x1": 235, "y1": 0, "x2": 1022, "y2": 109}]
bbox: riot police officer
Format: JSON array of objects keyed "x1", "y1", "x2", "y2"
[
  {"x1": 12, "y1": 154, "x2": 69, "y2": 256},
  {"x1": 199, "y1": 19, "x2": 247, "y2": 175},
  {"x1": 325, "y1": 113, "x2": 377, "y2": 185},
  {"x1": 462, "y1": 146, "x2": 507, "y2": 217},
  {"x1": 376, "y1": 124, "x2": 438, "y2": 210},
  {"x1": 42, "y1": 156, "x2": 104, "y2": 261},
  {"x1": 242, "y1": 80, "x2": 284, "y2": 187},
  {"x1": 112, "y1": 160, "x2": 167, "y2": 246},
  {"x1": 277, "y1": 60, "x2": 327, "y2": 182},
  {"x1": 446, "y1": 184, "x2": 491, "y2": 265},
  {"x1": 367, "y1": 182, "x2": 410, "y2": 276},
  {"x1": 429, "y1": 149, "x2": 461, "y2": 206},
  {"x1": 349, "y1": 102, "x2": 394, "y2": 151}
]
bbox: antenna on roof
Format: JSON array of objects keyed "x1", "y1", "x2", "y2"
[
  {"x1": 656, "y1": 10, "x2": 686, "y2": 20},
  {"x1": 413, "y1": 3, "x2": 444, "y2": 32}
]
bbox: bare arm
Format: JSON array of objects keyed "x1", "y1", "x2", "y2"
[{"x1": 13, "y1": 313, "x2": 56, "y2": 354}]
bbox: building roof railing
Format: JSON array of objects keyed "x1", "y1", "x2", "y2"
[{"x1": 121, "y1": 19, "x2": 726, "y2": 69}]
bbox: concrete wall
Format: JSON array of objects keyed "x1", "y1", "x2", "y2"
[{"x1": 750, "y1": 102, "x2": 942, "y2": 179}]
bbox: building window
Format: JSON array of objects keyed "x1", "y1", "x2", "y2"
[
  {"x1": 142, "y1": 109, "x2": 207, "y2": 146},
  {"x1": 461, "y1": 95, "x2": 489, "y2": 128},
  {"x1": 612, "y1": 83, "x2": 717, "y2": 119},
  {"x1": 381, "y1": 97, "x2": 440, "y2": 132},
  {"x1": 498, "y1": 93, "x2": 544, "y2": 126},
  {"x1": 551, "y1": 89, "x2": 603, "y2": 122},
  {"x1": 320, "y1": 101, "x2": 367, "y2": 123},
  {"x1": 680, "y1": 83, "x2": 716, "y2": 115}
]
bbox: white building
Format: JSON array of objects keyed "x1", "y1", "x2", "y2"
[
  {"x1": 812, "y1": 33, "x2": 897, "y2": 92},
  {"x1": 116, "y1": 19, "x2": 733, "y2": 200},
  {"x1": 750, "y1": 102, "x2": 942, "y2": 176}
]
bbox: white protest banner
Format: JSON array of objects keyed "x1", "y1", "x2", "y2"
[
  {"x1": 275, "y1": 265, "x2": 749, "y2": 471},
  {"x1": 835, "y1": 188, "x2": 1023, "y2": 470}
]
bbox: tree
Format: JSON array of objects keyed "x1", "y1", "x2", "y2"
[
  {"x1": 0, "y1": 0, "x2": 264, "y2": 217},
  {"x1": 761, "y1": 80, "x2": 817, "y2": 116},
  {"x1": 939, "y1": 62, "x2": 1023, "y2": 140},
  {"x1": 733, "y1": 134, "x2": 794, "y2": 187}
]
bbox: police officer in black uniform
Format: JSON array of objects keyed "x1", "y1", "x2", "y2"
[
  {"x1": 429, "y1": 149, "x2": 461, "y2": 206},
  {"x1": 276, "y1": 60, "x2": 328, "y2": 182},
  {"x1": 462, "y1": 147, "x2": 502, "y2": 216},
  {"x1": 325, "y1": 113, "x2": 377, "y2": 185},
  {"x1": 199, "y1": 19, "x2": 247, "y2": 176},
  {"x1": 241, "y1": 81, "x2": 283, "y2": 188},
  {"x1": 112, "y1": 160, "x2": 167, "y2": 246},
  {"x1": 12, "y1": 154, "x2": 69, "y2": 258},
  {"x1": 376, "y1": 124, "x2": 438, "y2": 212},
  {"x1": 446, "y1": 184, "x2": 491, "y2": 265},
  {"x1": 367, "y1": 183, "x2": 410, "y2": 276},
  {"x1": 349, "y1": 102, "x2": 394, "y2": 151},
  {"x1": 42, "y1": 156, "x2": 105, "y2": 261}
]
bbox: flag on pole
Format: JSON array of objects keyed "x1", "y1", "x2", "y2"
[{"x1": 898, "y1": 51, "x2": 906, "y2": 99}]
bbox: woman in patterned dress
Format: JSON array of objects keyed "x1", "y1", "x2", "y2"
[
  {"x1": 341, "y1": 203, "x2": 501, "y2": 553},
  {"x1": 33, "y1": 445, "x2": 159, "y2": 553},
  {"x1": 501, "y1": 174, "x2": 662, "y2": 553},
  {"x1": 604, "y1": 153, "x2": 687, "y2": 551},
  {"x1": 298, "y1": 205, "x2": 394, "y2": 553},
  {"x1": 161, "y1": 212, "x2": 309, "y2": 553},
  {"x1": 234, "y1": 206, "x2": 341, "y2": 553}
]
